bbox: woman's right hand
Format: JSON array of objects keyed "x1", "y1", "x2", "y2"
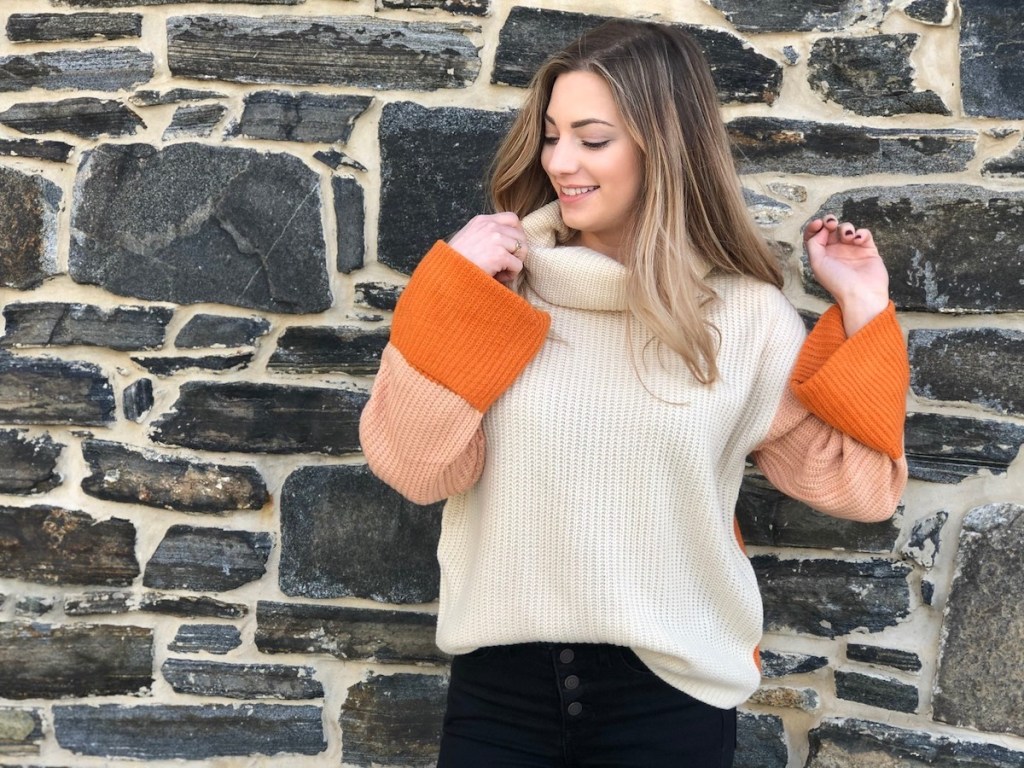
[{"x1": 447, "y1": 212, "x2": 527, "y2": 284}]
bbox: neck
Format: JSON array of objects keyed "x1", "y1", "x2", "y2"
[{"x1": 573, "y1": 229, "x2": 627, "y2": 264}]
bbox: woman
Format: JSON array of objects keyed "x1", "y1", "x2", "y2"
[{"x1": 360, "y1": 19, "x2": 908, "y2": 767}]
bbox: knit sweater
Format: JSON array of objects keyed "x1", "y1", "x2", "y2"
[{"x1": 360, "y1": 202, "x2": 909, "y2": 709}]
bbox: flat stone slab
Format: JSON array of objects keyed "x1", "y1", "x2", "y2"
[
  {"x1": 7, "y1": 12, "x2": 140, "y2": 43},
  {"x1": 961, "y1": 0, "x2": 1024, "y2": 117},
  {"x1": 835, "y1": 670, "x2": 918, "y2": 713},
  {"x1": 355, "y1": 282, "x2": 404, "y2": 311},
  {"x1": 846, "y1": 644, "x2": 921, "y2": 672},
  {"x1": 70, "y1": 142, "x2": 330, "y2": 313},
  {"x1": 0, "y1": 166, "x2": 61, "y2": 290},
  {"x1": 0, "y1": 706, "x2": 43, "y2": 755},
  {"x1": 268, "y1": 326, "x2": 389, "y2": 375},
  {"x1": 130, "y1": 87, "x2": 226, "y2": 106},
  {"x1": 982, "y1": 140, "x2": 1024, "y2": 177},
  {"x1": 161, "y1": 658, "x2": 323, "y2": 699},
  {"x1": 934, "y1": 504, "x2": 1024, "y2": 736},
  {"x1": 64, "y1": 590, "x2": 134, "y2": 616},
  {"x1": 168, "y1": 624, "x2": 242, "y2": 655},
  {"x1": 162, "y1": 103, "x2": 227, "y2": 139},
  {"x1": 0, "y1": 48, "x2": 153, "y2": 92},
  {"x1": 0, "y1": 353, "x2": 115, "y2": 425},
  {"x1": 122, "y1": 378, "x2": 153, "y2": 422},
  {"x1": 228, "y1": 91, "x2": 372, "y2": 143},
  {"x1": 905, "y1": 413, "x2": 1024, "y2": 483},
  {"x1": 0, "y1": 429, "x2": 62, "y2": 495},
  {"x1": 379, "y1": 0, "x2": 488, "y2": 14},
  {"x1": 905, "y1": 0, "x2": 952, "y2": 24},
  {"x1": 0, "y1": 138, "x2": 73, "y2": 163},
  {"x1": 335, "y1": 176, "x2": 365, "y2": 274},
  {"x1": 707, "y1": 0, "x2": 892, "y2": 31},
  {"x1": 144, "y1": 524, "x2": 272, "y2": 592},
  {"x1": 167, "y1": 15, "x2": 480, "y2": 90},
  {"x1": 130, "y1": 352, "x2": 253, "y2": 376},
  {"x1": 1, "y1": 302, "x2": 171, "y2": 350},
  {"x1": 759, "y1": 649, "x2": 828, "y2": 678},
  {"x1": 174, "y1": 314, "x2": 270, "y2": 348},
  {"x1": 139, "y1": 592, "x2": 247, "y2": 619},
  {"x1": 0, "y1": 98, "x2": 145, "y2": 138}
]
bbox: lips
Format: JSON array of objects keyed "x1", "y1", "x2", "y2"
[{"x1": 560, "y1": 185, "x2": 598, "y2": 197}]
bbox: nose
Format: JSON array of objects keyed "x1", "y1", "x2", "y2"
[{"x1": 543, "y1": 137, "x2": 578, "y2": 176}]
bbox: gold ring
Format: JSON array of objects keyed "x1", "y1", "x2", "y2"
[{"x1": 512, "y1": 239, "x2": 522, "y2": 254}]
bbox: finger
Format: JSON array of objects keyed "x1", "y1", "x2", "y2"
[
  {"x1": 853, "y1": 228, "x2": 875, "y2": 247},
  {"x1": 803, "y1": 218, "x2": 826, "y2": 241},
  {"x1": 822, "y1": 214, "x2": 839, "y2": 231},
  {"x1": 838, "y1": 222, "x2": 857, "y2": 242},
  {"x1": 488, "y1": 211, "x2": 522, "y2": 227}
]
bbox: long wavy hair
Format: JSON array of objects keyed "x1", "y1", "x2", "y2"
[{"x1": 490, "y1": 19, "x2": 783, "y2": 385}]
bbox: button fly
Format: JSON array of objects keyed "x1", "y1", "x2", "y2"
[
  {"x1": 559, "y1": 648, "x2": 575, "y2": 664},
  {"x1": 564, "y1": 674, "x2": 580, "y2": 690},
  {"x1": 567, "y1": 701, "x2": 583, "y2": 716}
]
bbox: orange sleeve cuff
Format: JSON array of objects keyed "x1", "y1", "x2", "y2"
[
  {"x1": 790, "y1": 302, "x2": 908, "y2": 460},
  {"x1": 389, "y1": 241, "x2": 551, "y2": 412}
]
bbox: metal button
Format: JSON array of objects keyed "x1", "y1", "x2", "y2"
[
  {"x1": 559, "y1": 648, "x2": 575, "y2": 664},
  {"x1": 567, "y1": 702, "x2": 583, "y2": 716},
  {"x1": 564, "y1": 674, "x2": 580, "y2": 690}
]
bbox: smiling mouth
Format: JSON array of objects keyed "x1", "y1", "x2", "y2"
[{"x1": 560, "y1": 186, "x2": 598, "y2": 197}]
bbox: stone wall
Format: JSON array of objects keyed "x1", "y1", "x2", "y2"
[{"x1": 1, "y1": 0, "x2": 1022, "y2": 766}]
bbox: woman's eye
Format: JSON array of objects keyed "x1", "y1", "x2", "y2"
[
  {"x1": 582, "y1": 140, "x2": 611, "y2": 150},
  {"x1": 542, "y1": 136, "x2": 558, "y2": 145}
]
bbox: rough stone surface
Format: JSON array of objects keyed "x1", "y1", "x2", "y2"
[
  {"x1": 280, "y1": 465, "x2": 442, "y2": 604},
  {"x1": 1, "y1": 303, "x2": 171, "y2": 350},
  {"x1": 53, "y1": 704, "x2": 326, "y2": 759},
  {"x1": 0, "y1": 623, "x2": 152, "y2": 699},
  {"x1": 64, "y1": 591, "x2": 134, "y2": 616},
  {"x1": 139, "y1": 593, "x2": 247, "y2": 619},
  {"x1": 707, "y1": 0, "x2": 891, "y2": 31},
  {"x1": 175, "y1": 314, "x2": 270, "y2": 349},
  {"x1": 493, "y1": 8, "x2": 782, "y2": 104},
  {"x1": 982, "y1": 140, "x2": 1024, "y2": 178},
  {"x1": 753, "y1": 556, "x2": 911, "y2": 638},
  {"x1": 162, "y1": 103, "x2": 227, "y2": 139},
  {"x1": 81, "y1": 439, "x2": 269, "y2": 513},
  {"x1": 743, "y1": 189, "x2": 792, "y2": 227},
  {"x1": 60, "y1": 0, "x2": 302, "y2": 4},
  {"x1": 0, "y1": 138, "x2": 73, "y2": 163},
  {"x1": 315, "y1": 149, "x2": 367, "y2": 173},
  {"x1": 0, "y1": 430, "x2": 62, "y2": 495},
  {"x1": 355, "y1": 282, "x2": 404, "y2": 311},
  {"x1": 0, "y1": 707, "x2": 43, "y2": 755},
  {"x1": 901, "y1": 511, "x2": 947, "y2": 569},
  {"x1": 7, "y1": 13, "x2": 142, "y2": 42},
  {"x1": 335, "y1": 176, "x2": 365, "y2": 274},
  {"x1": 130, "y1": 88, "x2": 225, "y2": 107},
  {"x1": 377, "y1": 0, "x2": 488, "y2": 15},
  {"x1": 151, "y1": 381, "x2": 367, "y2": 454},
  {"x1": 729, "y1": 120, "x2": 975, "y2": 176},
  {"x1": 0, "y1": 98, "x2": 145, "y2": 139},
  {"x1": 961, "y1": 0, "x2": 1024, "y2": 118},
  {"x1": 70, "y1": 142, "x2": 330, "y2": 314},
  {"x1": 737, "y1": 475, "x2": 900, "y2": 552},
  {"x1": 167, "y1": 15, "x2": 480, "y2": 91},
  {"x1": 168, "y1": 624, "x2": 242, "y2": 655},
  {"x1": 144, "y1": 525, "x2": 273, "y2": 592},
  {"x1": 835, "y1": 670, "x2": 918, "y2": 713},
  {"x1": 130, "y1": 353, "x2": 253, "y2": 376},
  {"x1": 15, "y1": 596, "x2": 55, "y2": 617},
  {"x1": 909, "y1": 329, "x2": 1024, "y2": 415},
  {"x1": 748, "y1": 686, "x2": 820, "y2": 711},
  {"x1": 809, "y1": 186, "x2": 1024, "y2": 313},
  {"x1": 379, "y1": 103, "x2": 514, "y2": 274},
  {"x1": 229, "y1": 91, "x2": 372, "y2": 143},
  {"x1": 735, "y1": 712, "x2": 787, "y2": 768},
  {"x1": 934, "y1": 504, "x2": 1024, "y2": 736},
  {"x1": 0, "y1": 48, "x2": 153, "y2": 92},
  {"x1": 268, "y1": 327, "x2": 389, "y2": 375},
  {"x1": 339, "y1": 673, "x2": 447, "y2": 767},
  {"x1": 0, "y1": 166, "x2": 61, "y2": 290},
  {"x1": 0, "y1": 354, "x2": 115, "y2": 425},
  {"x1": 808, "y1": 35, "x2": 948, "y2": 116},
  {"x1": 759, "y1": 649, "x2": 828, "y2": 678},
  {"x1": 921, "y1": 579, "x2": 935, "y2": 607},
  {"x1": 807, "y1": 717, "x2": 1024, "y2": 767},
  {"x1": 0, "y1": 505, "x2": 138, "y2": 587},
  {"x1": 905, "y1": 413, "x2": 1024, "y2": 483},
  {"x1": 122, "y1": 378, "x2": 153, "y2": 422},
  {"x1": 161, "y1": 658, "x2": 323, "y2": 699},
  {"x1": 905, "y1": 0, "x2": 951, "y2": 24},
  {"x1": 846, "y1": 644, "x2": 922, "y2": 672},
  {"x1": 255, "y1": 601, "x2": 446, "y2": 664}
]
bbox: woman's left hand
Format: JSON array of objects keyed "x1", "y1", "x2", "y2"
[{"x1": 804, "y1": 214, "x2": 891, "y2": 337}]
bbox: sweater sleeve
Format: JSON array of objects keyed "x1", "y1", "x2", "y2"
[
  {"x1": 752, "y1": 303, "x2": 909, "y2": 522},
  {"x1": 359, "y1": 241, "x2": 550, "y2": 504}
]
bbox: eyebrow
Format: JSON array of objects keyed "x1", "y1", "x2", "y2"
[{"x1": 543, "y1": 114, "x2": 615, "y2": 129}]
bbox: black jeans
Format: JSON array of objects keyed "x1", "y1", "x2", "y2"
[{"x1": 437, "y1": 643, "x2": 736, "y2": 768}]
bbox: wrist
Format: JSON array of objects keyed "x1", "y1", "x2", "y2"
[{"x1": 837, "y1": 293, "x2": 890, "y2": 337}]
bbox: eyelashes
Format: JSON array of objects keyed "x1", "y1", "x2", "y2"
[{"x1": 542, "y1": 137, "x2": 611, "y2": 150}]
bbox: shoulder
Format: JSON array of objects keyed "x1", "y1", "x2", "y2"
[{"x1": 707, "y1": 272, "x2": 803, "y2": 336}]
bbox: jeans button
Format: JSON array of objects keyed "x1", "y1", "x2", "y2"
[
  {"x1": 567, "y1": 701, "x2": 583, "y2": 716},
  {"x1": 564, "y1": 674, "x2": 580, "y2": 690},
  {"x1": 559, "y1": 648, "x2": 574, "y2": 664}
]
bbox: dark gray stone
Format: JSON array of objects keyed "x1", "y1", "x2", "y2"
[
  {"x1": 130, "y1": 353, "x2": 253, "y2": 376},
  {"x1": 268, "y1": 327, "x2": 389, "y2": 375},
  {"x1": 0, "y1": 353, "x2": 115, "y2": 425},
  {"x1": 339, "y1": 673, "x2": 447, "y2": 767},
  {"x1": 901, "y1": 511, "x2": 947, "y2": 568},
  {"x1": 280, "y1": 465, "x2": 442, "y2": 604},
  {"x1": 846, "y1": 644, "x2": 922, "y2": 672},
  {"x1": 905, "y1": 0, "x2": 951, "y2": 24},
  {"x1": 808, "y1": 35, "x2": 948, "y2": 116},
  {"x1": 0, "y1": 48, "x2": 153, "y2": 92},
  {"x1": 905, "y1": 413, "x2": 1024, "y2": 483},
  {"x1": 735, "y1": 712, "x2": 787, "y2": 768},
  {"x1": 162, "y1": 103, "x2": 228, "y2": 139},
  {"x1": 175, "y1": 314, "x2": 270, "y2": 348},
  {"x1": 335, "y1": 176, "x2": 365, "y2": 273},
  {"x1": 315, "y1": 149, "x2": 367, "y2": 173},
  {"x1": 0, "y1": 138, "x2": 73, "y2": 163},
  {"x1": 162, "y1": 658, "x2": 323, "y2": 699},
  {"x1": 15, "y1": 596, "x2": 54, "y2": 617},
  {"x1": 808, "y1": 717, "x2": 1024, "y2": 767},
  {"x1": 921, "y1": 579, "x2": 935, "y2": 606},
  {"x1": 81, "y1": 439, "x2": 269, "y2": 513},
  {"x1": 255, "y1": 601, "x2": 446, "y2": 664},
  {"x1": 707, "y1": 0, "x2": 891, "y2": 30},
  {"x1": 378, "y1": 0, "x2": 488, "y2": 15},
  {"x1": 64, "y1": 591, "x2": 134, "y2": 615},
  {"x1": 934, "y1": 504, "x2": 1024, "y2": 736},
  {"x1": 0, "y1": 430, "x2": 62, "y2": 495},
  {"x1": 808, "y1": 186, "x2": 1024, "y2": 313},
  {"x1": 0, "y1": 98, "x2": 145, "y2": 138},
  {"x1": 168, "y1": 624, "x2": 242, "y2": 655},
  {"x1": 982, "y1": 140, "x2": 1024, "y2": 177},
  {"x1": 167, "y1": 15, "x2": 480, "y2": 91},
  {"x1": 379, "y1": 102, "x2": 513, "y2": 274},
  {"x1": 58, "y1": 0, "x2": 302, "y2": 4},
  {"x1": 144, "y1": 525, "x2": 272, "y2": 592},
  {"x1": 7, "y1": 13, "x2": 142, "y2": 42},
  {"x1": 961, "y1": 0, "x2": 1024, "y2": 118},
  {"x1": 835, "y1": 670, "x2": 919, "y2": 713},
  {"x1": 729, "y1": 119, "x2": 974, "y2": 176},
  {"x1": 130, "y1": 88, "x2": 226, "y2": 106},
  {"x1": 122, "y1": 378, "x2": 153, "y2": 422},
  {"x1": 909, "y1": 329, "x2": 1024, "y2": 415},
  {"x1": 743, "y1": 189, "x2": 793, "y2": 228},
  {"x1": 0, "y1": 623, "x2": 152, "y2": 699},
  {"x1": 753, "y1": 556, "x2": 911, "y2": 638},
  {"x1": 70, "y1": 142, "x2": 330, "y2": 314},
  {"x1": 758, "y1": 649, "x2": 829, "y2": 678},
  {"x1": 355, "y1": 282, "x2": 404, "y2": 311},
  {"x1": 1, "y1": 303, "x2": 171, "y2": 350},
  {"x1": 150, "y1": 381, "x2": 367, "y2": 455},
  {"x1": 229, "y1": 91, "x2": 372, "y2": 143},
  {"x1": 0, "y1": 505, "x2": 138, "y2": 587},
  {"x1": 0, "y1": 166, "x2": 61, "y2": 290},
  {"x1": 0, "y1": 707, "x2": 43, "y2": 755},
  {"x1": 53, "y1": 704, "x2": 326, "y2": 759},
  {"x1": 493, "y1": 8, "x2": 782, "y2": 105},
  {"x1": 140, "y1": 593, "x2": 247, "y2": 619},
  {"x1": 737, "y1": 475, "x2": 900, "y2": 553}
]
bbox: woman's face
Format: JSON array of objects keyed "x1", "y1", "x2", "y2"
[{"x1": 540, "y1": 70, "x2": 643, "y2": 261}]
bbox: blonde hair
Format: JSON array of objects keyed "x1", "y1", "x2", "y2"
[{"x1": 490, "y1": 20, "x2": 783, "y2": 385}]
